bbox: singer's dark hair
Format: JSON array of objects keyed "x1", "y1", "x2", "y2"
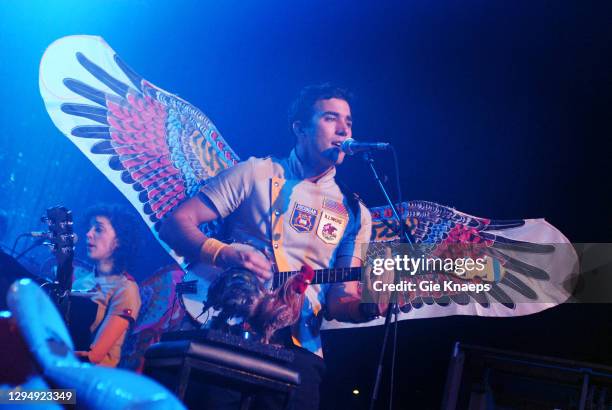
[
  {"x1": 85, "y1": 204, "x2": 141, "y2": 274},
  {"x1": 288, "y1": 83, "x2": 353, "y2": 134}
]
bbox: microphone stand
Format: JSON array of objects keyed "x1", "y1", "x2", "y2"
[{"x1": 363, "y1": 150, "x2": 411, "y2": 410}]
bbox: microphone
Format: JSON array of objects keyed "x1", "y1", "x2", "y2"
[{"x1": 340, "y1": 138, "x2": 390, "y2": 155}]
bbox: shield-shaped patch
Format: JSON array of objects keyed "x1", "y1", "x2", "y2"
[
  {"x1": 316, "y1": 210, "x2": 347, "y2": 244},
  {"x1": 290, "y1": 203, "x2": 318, "y2": 233}
]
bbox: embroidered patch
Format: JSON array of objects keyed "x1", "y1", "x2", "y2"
[
  {"x1": 290, "y1": 203, "x2": 318, "y2": 233},
  {"x1": 322, "y1": 198, "x2": 348, "y2": 216},
  {"x1": 316, "y1": 210, "x2": 347, "y2": 244}
]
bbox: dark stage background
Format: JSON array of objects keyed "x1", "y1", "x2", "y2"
[{"x1": 1, "y1": 1, "x2": 611, "y2": 408}]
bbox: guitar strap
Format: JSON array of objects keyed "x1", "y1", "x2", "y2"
[{"x1": 269, "y1": 174, "x2": 291, "y2": 272}]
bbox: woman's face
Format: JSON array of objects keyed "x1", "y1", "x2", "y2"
[{"x1": 86, "y1": 216, "x2": 118, "y2": 262}]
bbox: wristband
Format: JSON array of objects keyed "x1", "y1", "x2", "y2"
[{"x1": 199, "y1": 238, "x2": 229, "y2": 266}]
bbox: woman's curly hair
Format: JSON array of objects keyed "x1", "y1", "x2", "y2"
[{"x1": 85, "y1": 204, "x2": 142, "y2": 274}]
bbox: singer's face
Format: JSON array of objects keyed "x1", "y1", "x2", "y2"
[
  {"x1": 299, "y1": 98, "x2": 352, "y2": 168},
  {"x1": 86, "y1": 216, "x2": 118, "y2": 263}
]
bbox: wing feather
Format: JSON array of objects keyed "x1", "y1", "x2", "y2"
[
  {"x1": 40, "y1": 37, "x2": 577, "y2": 327},
  {"x1": 40, "y1": 36, "x2": 240, "y2": 266}
]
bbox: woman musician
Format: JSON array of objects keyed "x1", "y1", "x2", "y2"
[{"x1": 74, "y1": 205, "x2": 142, "y2": 367}]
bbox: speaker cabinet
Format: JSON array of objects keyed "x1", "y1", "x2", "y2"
[{"x1": 442, "y1": 343, "x2": 612, "y2": 410}]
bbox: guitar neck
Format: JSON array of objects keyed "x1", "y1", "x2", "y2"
[{"x1": 272, "y1": 266, "x2": 362, "y2": 289}]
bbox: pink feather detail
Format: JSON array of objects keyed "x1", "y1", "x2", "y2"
[{"x1": 104, "y1": 90, "x2": 189, "y2": 220}]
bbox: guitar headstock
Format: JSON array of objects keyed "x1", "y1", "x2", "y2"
[{"x1": 43, "y1": 206, "x2": 76, "y2": 265}]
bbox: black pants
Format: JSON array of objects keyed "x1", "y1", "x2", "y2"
[{"x1": 195, "y1": 346, "x2": 326, "y2": 410}]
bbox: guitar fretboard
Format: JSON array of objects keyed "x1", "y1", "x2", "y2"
[{"x1": 272, "y1": 266, "x2": 362, "y2": 289}]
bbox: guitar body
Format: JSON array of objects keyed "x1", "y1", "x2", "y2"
[
  {"x1": 0, "y1": 206, "x2": 76, "y2": 385},
  {"x1": 180, "y1": 243, "x2": 362, "y2": 324},
  {"x1": 181, "y1": 243, "x2": 268, "y2": 324},
  {"x1": 67, "y1": 294, "x2": 99, "y2": 351},
  {"x1": 181, "y1": 264, "x2": 225, "y2": 324}
]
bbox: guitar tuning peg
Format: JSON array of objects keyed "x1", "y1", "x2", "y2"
[{"x1": 58, "y1": 221, "x2": 73, "y2": 229}]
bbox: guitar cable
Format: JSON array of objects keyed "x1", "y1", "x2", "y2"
[
  {"x1": 13, "y1": 236, "x2": 46, "y2": 260},
  {"x1": 11, "y1": 232, "x2": 31, "y2": 256}
]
